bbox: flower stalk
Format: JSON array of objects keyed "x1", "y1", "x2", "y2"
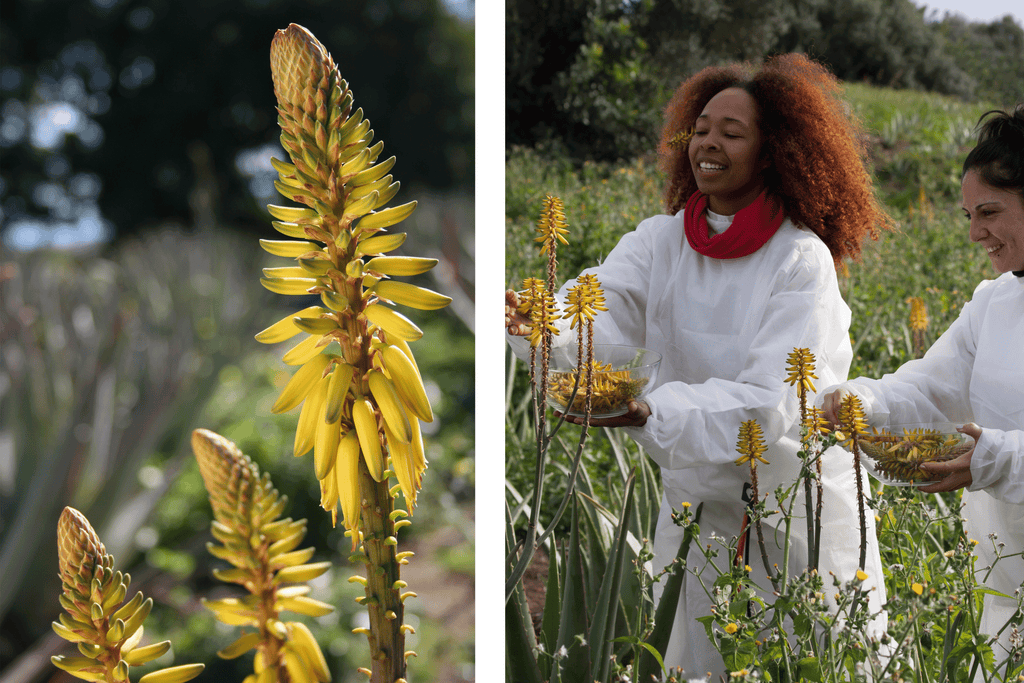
[
  {"x1": 785, "y1": 347, "x2": 823, "y2": 572},
  {"x1": 192, "y1": 429, "x2": 333, "y2": 683},
  {"x1": 262, "y1": 23, "x2": 449, "y2": 681}
]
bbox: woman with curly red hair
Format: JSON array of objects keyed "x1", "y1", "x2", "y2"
[{"x1": 505, "y1": 54, "x2": 891, "y2": 676}]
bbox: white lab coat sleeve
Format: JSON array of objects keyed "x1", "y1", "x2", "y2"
[
  {"x1": 628, "y1": 243, "x2": 844, "y2": 470},
  {"x1": 505, "y1": 217, "x2": 663, "y2": 361},
  {"x1": 822, "y1": 282, "x2": 988, "y2": 426},
  {"x1": 969, "y1": 427, "x2": 1024, "y2": 504}
]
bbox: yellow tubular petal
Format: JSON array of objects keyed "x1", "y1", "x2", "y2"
[
  {"x1": 298, "y1": 258, "x2": 332, "y2": 276},
  {"x1": 392, "y1": 337, "x2": 420, "y2": 374},
  {"x1": 274, "y1": 562, "x2": 332, "y2": 584},
  {"x1": 293, "y1": 316, "x2": 338, "y2": 335},
  {"x1": 278, "y1": 595, "x2": 334, "y2": 618},
  {"x1": 259, "y1": 240, "x2": 321, "y2": 258},
  {"x1": 354, "y1": 232, "x2": 406, "y2": 256},
  {"x1": 217, "y1": 632, "x2": 262, "y2": 660},
  {"x1": 384, "y1": 422, "x2": 417, "y2": 510},
  {"x1": 124, "y1": 640, "x2": 172, "y2": 666},
  {"x1": 356, "y1": 201, "x2": 416, "y2": 232},
  {"x1": 282, "y1": 334, "x2": 324, "y2": 366},
  {"x1": 374, "y1": 280, "x2": 451, "y2": 311},
  {"x1": 272, "y1": 353, "x2": 332, "y2": 414},
  {"x1": 286, "y1": 621, "x2": 332, "y2": 682},
  {"x1": 255, "y1": 306, "x2": 323, "y2": 344},
  {"x1": 409, "y1": 416, "x2": 427, "y2": 481},
  {"x1": 266, "y1": 205, "x2": 319, "y2": 222},
  {"x1": 313, "y1": 413, "x2": 340, "y2": 480},
  {"x1": 262, "y1": 266, "x2": 307, "y2": 279},
  {"x1": 270, "y1": 547, "x2": 316, "y2": 569},
  {"x1": 342, "y1": 190, "x2": 379, "y2": 219},
  {"x1": 382, "y1": 344, "x2": 432, "y2": 422},
  {"x1": 271, "y1": 221, "x2": 310, "y2": 239},
  {"x1": 295, "y1": 375, "x2": 330, "y2": 457},
  {"x1": 348, "y1": 175, "x2": 392, "y2": 201},
  {"x1": 336, "y1": 431, "x2": 362, "y2": 536},
  {"x1": 320, "y1": 290, "x2": 350, "y2": 312},
  {"x1": 137, "y1": 664, "x2": 205, "y2": 683},
  {"x1": 365, "y1": 256, "x2": 438, "y2": 277},
  {"x1": 282, "y1": 647, "x2": 314, "y2": 683},
  {"x1": 261, "y1": 277, "x2": 319, "y2": 296},
  {"x1": 324, "y1": 362, "x2": 355, "y2": 424},
  {"x1": 363, "y1": 303, "x2": 423, "y2": 342},
  {"x1": 351, "y1": 156, "x2": 396, "y2": 186},
  {"x1": 319, "y1": 468, "x2": 338, "y2": 514},
  {"x1": 368, "y1": 370, "x2": 411, "y2": 443},
  {"x1": 352, "y1": 398, "x2": 385, "y2": 481}
]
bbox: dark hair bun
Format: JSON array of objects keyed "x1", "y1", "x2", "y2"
[{"x1": 962, "y1": 103, "x2": 1024, "y2": 194}]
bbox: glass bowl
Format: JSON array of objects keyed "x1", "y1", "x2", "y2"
[
  {"x1": 856, "y1": 422, "x2": 974, "y2": 486},
  {"x1": 545, "y1": 344, "x2": 661, "y2": 419}
]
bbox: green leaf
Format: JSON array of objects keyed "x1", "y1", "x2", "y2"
[
  {"x1": 588, "y1": 471, "x2": 636, "y2": 683},
  {"x1": 554, "y1": 498, "x2": 590, "y2": 683}
]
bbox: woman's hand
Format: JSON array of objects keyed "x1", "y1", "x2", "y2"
[
  {"x1": 558, "y1": 400, "x2": 651, "y2": 428},
  {"x1": 820, "y1": 388, "x2": 849, "y2": 425},
  {"x1": 505, "y1": 289, "x2": 531, "y2": 336},
  {"x1": 917, "y1": 423, "x2": 982, "y2": 493}
]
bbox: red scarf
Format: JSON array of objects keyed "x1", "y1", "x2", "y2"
[{"x1": 684, "y1": 190, "x2": 785, "y2": 259}]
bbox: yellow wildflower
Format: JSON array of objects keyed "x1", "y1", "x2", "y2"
[
  {"x1": 724, "y1": 623, "x2": 739, "y2": 634},
  {"x1": 912, "y1": 583, "x2": 924, "y2": 595}
]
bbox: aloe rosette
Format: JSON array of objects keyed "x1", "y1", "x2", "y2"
[
  {"x1": 192, "y1": 428, "x2": 333, "y2": 683},
  {"x1": 258, "y1": 24, "x2": 446, "y2": 681},
  {"x1": 52, "y1": 507, "x2": 204, "y2": 683}
]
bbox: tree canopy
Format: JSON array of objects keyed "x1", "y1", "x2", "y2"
[{"x1": 1, "y1": 0, "x2": 473, "y2": 244}]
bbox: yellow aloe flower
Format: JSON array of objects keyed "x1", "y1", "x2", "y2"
[
  {"x1": 735, "y1": 420, "x2": 769, "y2": 466},
  {"x1": 908, "y1": 297, "x2": 928, "y2": 331},
  {"x1": 667, "y1": 127, "x2": 695, "y2": 149},
  {"x1": 535, "y1": 194, "x2": 570, "y2": 258},
  {"x1": 803, "y1": 405, "x2": 832, "y2": 437},
  {"x1": 564, "y1": 273, "x2": 609, "y2": 330},
  {"x1": 191, "y1": 429, "x2": 332, "y2": 683},
  {"x1": 52, "y1": 508, "x2": 204, "y2": 683},
  {"x1": 263, "y1": 23, "x2": 447, "y2": 531},
  {"x1": 264, "y1": 23, "x2": 441, "y2": 680},
  {"x1": 785, "y1": 347, "x2": 818, "y2": 398},
  {"x1": 837, "y1": 393, "x2": 869, "y2": 438}
]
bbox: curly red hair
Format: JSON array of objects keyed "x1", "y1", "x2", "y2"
[{"x1": 658, "y1": 54, "x2": 892, "y2": 264}]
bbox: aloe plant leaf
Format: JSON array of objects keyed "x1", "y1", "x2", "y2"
[
  {"x1": 554, "y1": 497, "x2": 590, "y2": 683},
  {"x1": 638, "y1": 502, "x2": 704, "y2": 682},
  {"x1": 507, "y1": 504, "x2": 544, "y2": 683},
  {"x1": 588, "y1": 470, "x2": 636, "y2": 683},
  {"x1": 539, "y1": 534, "x2": 562, "y2": 680}
]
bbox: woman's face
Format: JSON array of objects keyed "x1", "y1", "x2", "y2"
[
  {"x1": 688, "y1": 87, "x2": 766, "y2": 215},
  {"x1": 961, "y1": 168, "x2": 1024, "y2": 273}
]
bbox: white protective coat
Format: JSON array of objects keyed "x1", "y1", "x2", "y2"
[
  {"x1": 508, "y1": 210, "x2": 887, "y2": 677},
  {"x1": 825, "y1": 272, "x2": 1024, "y2": 672}
]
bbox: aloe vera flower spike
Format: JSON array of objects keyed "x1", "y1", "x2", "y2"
[
  {"x1": 263, "y1": 24, "x2": 446, "y2": 681},
  {"x1": 192, "y1": 429, "x2": 333, "y2": 683},
  {"x1": 53, "y1": 507, "x2": 204, "y2": 683}
]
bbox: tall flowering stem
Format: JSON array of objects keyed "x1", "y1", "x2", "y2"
[
  {"x1": 262, "y1": 24, "x2": 450, "y2": 681},
  {"x1": 192, "y1": 429, "x2": 333, "y2": 683},
  {"x1": 837, "y1": 394, "x2": 870, "y2": 571},
  {"x1": 506, "y1": 196, "x2": 602, "y2": 603},
  {"x1": 785, "y1": 347, "x2": 821, "y2": 572},
  {"x1": 52, "y1": 507, "x2": 204, "y2": 683},
  {"x1": 735, "y1": 420, "x2": 777, "y2": 591}
]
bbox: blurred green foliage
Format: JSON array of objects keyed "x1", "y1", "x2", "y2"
[{"x1": 506, "y1": 0, "x2": 1022, "y2": 164}]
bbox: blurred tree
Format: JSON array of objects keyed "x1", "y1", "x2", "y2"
[
  {"x1": 935, "y1": 13, "x2": 1024, "y2": 108},
  {"x1": 0, "y1": 0, "x2": 473, "y2": 244},
  {"x1": 506, "y1": 0, "x2": 1018, "y2": 161}
]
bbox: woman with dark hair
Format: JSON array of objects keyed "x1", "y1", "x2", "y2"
[
  {"x1": 505, "y1": 54, "x2": 892, "y2": 676},
  {"x1": 821, "y1": 103, "x2": 1024, "y2": 676}
]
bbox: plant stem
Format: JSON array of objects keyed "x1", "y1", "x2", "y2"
[{"x1": 358, "y1": 463, "x2": 406, "y2": 683}]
